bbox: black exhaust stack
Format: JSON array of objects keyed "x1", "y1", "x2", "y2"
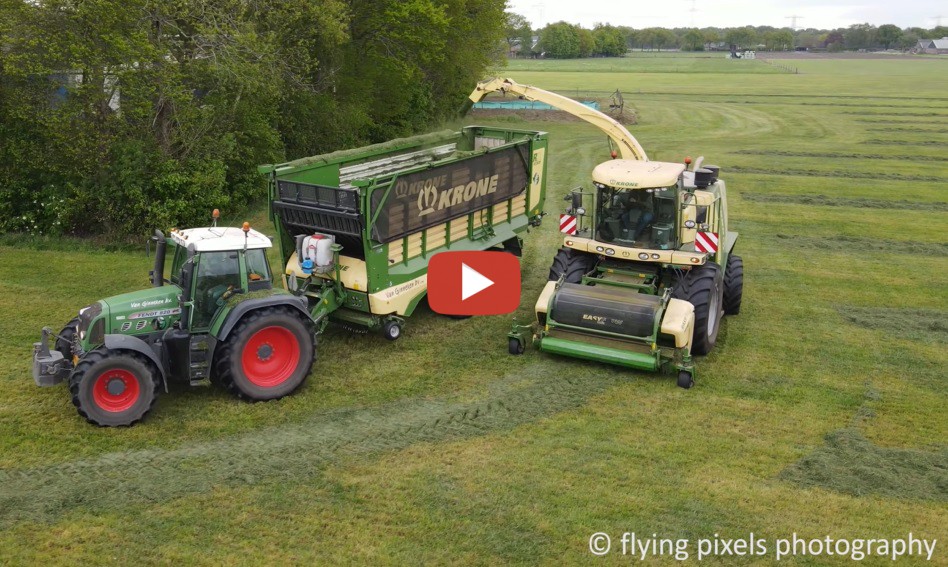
[{"x1": 151, "y1": 230, "x2": 166, "y2": 287}]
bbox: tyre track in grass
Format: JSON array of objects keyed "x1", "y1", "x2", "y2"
[{"x1": 0, "y1": 364, "x2": 625, "y2": 527}]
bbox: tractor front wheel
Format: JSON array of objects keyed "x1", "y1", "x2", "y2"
[
  {"x1": 56, "y1": 317, "x2": 79, "y2": 364},
  {"x1": 548, "y1": 247, "x2": 597, "y2": 283},
  {"x1": 215, "y1": 307, "x2": 314, "y2": 401},
  {"x1": 69, "y1": 348, "x2": 160, "y2": 426},
  {"x1": 673, "y1": 263, "x2": 723, "y2": 356}
]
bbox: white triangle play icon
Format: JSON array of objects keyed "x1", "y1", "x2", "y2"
[{"x1": 461, "y1": 262, "x2": 494, "y2": 301}]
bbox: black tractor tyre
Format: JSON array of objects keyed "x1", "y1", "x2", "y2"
[
  {"x1": 548, "y1": 247, "x2": 597, "y2": 283},
  {"x1": 672, "y1": 263, "x2": 724, "y2": 356},
  {"x1": 69, "y1": 348, "x2": 160, "y2": 427},
  {"x1": 214, "y1": 307, "x2": 315, "y2": 401},
  {"x1": 677, "y1": 370, "x2": 695, "y2": 390},
  {"x1": 723, "y1": 254, "x2": 744, "y2": 315},
  {"x1": 56, "y1": 317, "x2": 80, "y2": 363}
]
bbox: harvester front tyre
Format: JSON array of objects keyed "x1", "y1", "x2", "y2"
[
  {"x1": 508, "y1": 338, "x2": 525, "y2": 355},
  {"x1": 215, "y1": 308, "x2": 314, "y2": 401},
  {"x1": 677, "y1": 371, "x2": 695, "y2": 390},
  {"x1": 383, "y1": 321, "x2": 402, "y2": 341},
  {"x1": 723, "y1": 254, "x2": 744, "y2": 315},
  {"x1": 56, "y1": 317, "x2": 79, "y2": 363},
  {"x1": 673, "y1": 264, "x2": 723, "y2": 356},
  {"x1": 548, "y1": 247, "x2": 597, "y2": 283},
  {"x1": 69, "y1": 348, "x2": 159, "y2": 426}
]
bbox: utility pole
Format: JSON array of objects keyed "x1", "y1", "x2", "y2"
[
  {"x1": 785, "y1": 15, "x2": 803, "y2": 30},
  {"x1": 690, "y1": 0, "x2": 697, "y2": 28}
]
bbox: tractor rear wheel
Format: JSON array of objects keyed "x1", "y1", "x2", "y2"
[
  {"x1": 672, "y1": 263, "x2": 723, "y2": 356},
  {"x1": 548, "y1": 247, "x2": 597, "y2": 283},
  {"x1": 723, "y1": 254, "x2": 744, "y2": 315},
  {"x1": 56, "y1": 317, "x2": 79, "y2": 364},
  {"x1": 69, "y1": 348, "x2": 160, "y2": 426},
  {"x1": 215, "y1": 307, "x2": 314, "y2": 401}
]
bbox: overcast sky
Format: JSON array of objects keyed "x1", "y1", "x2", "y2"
[{"x1": 506, "y1": 0, "x2": 944, "y2": 31}]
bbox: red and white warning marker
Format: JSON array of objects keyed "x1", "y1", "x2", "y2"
[
  {"x1": 559, "y1": 214, "x2": 577, "y2": 235},
  {"x1": 695, "y1": 231, "x2": 719, "y2": 253}
]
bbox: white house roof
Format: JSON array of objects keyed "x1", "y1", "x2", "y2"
[
  {"x1": 170, "y1": 226, "x2": 271, "y2": 252},
  {"x1": 592, "y1": 160, "x2": 686, "y2": 189},
  {"x1": 918, "y1": 37, "x2": 948, "y2": 49}
]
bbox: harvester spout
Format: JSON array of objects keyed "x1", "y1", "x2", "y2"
[{"x1": 466, "y1": 78, "x2": 648, "y2": 161}]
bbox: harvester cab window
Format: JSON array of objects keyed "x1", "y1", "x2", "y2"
[
  {"x1": 192, "y1": 251, "x2": 241, "y2": 329},
  {"x1": 596, "y1": 185, "x2": 678, "y2": 250}
]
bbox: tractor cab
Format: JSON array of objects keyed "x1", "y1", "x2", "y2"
[{"x1": 162, "y1": 225, "x2": 274, "y2": 331}]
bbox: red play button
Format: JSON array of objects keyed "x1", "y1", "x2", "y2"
[{"x1": 428, "y1": 251, "x2": 521, "y2": 316}]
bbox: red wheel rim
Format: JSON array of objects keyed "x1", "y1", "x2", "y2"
[
  {"x1": 241, "y1": 326, "x2": 301, "y2": 388},
  {"x1": 92, "y1": 369, "x2": 141, "y2": 412}
]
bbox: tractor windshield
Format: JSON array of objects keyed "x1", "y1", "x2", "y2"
[{"x1": 595, "y1": 185, "x2": 678, "y2": 250}]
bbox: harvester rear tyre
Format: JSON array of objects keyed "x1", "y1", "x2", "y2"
[
  {"x1": 215, "y1": 307, "x2": 314, "y2": 401},
  {"x1": 672, "y1": 264, "x2": 723, "y2": 356},
  {"x1": 69, "y1": 348, "x2": 159, "y2": 426},
  {"x1": 548, "y1": 247, "x2": 597, "y2": 283},
  {"x1": 56, "y1": 317, "x2": 80, "y2": 364},
  {"x1": 723, "y1": 254, "x2": 744, "y2": 315},
  {"x1": 677, "y1": 371, "x2": 695, "y2": 389}
]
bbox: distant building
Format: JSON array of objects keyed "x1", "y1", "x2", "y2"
[{"x1": 916, "y1": 37, "x2": 948, "y2": 54}]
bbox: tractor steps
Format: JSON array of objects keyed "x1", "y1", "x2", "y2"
[{"x1": 188, "y1": 335, "x2": 211, "y2": 385}]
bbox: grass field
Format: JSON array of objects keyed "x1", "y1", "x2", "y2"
[{"x1": 1, "y1": 54, "x2": 946, "y2": 564}]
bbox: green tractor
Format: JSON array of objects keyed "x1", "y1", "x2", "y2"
[{"x1": 32, "y1": 219, "x2": 316, "y2": 426}]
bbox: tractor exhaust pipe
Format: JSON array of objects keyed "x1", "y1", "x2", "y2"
[{"x1": 151, "y1": 230, "x2": 166, "y2": 288}]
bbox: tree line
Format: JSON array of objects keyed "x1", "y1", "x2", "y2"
[
  {"x1": 0, "y1": 0, "x2": 507, "y2": 237},
  {"x1": 506, "y1": 16, "x2": 948, "y2": 57}
]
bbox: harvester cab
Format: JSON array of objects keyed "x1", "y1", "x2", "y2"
[
  {"x1": 468, "y1": 79, "x2": 744, "y2": 388},
  {"x1": 32, "y1": 218, "x2": 316, "y2": 426}
]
